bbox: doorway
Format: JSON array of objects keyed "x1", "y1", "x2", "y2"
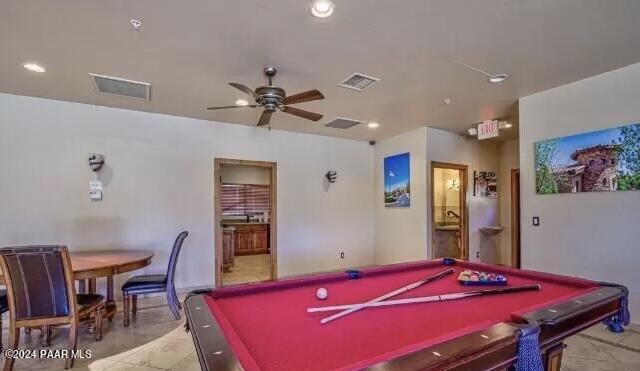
[
  {"x1": 214, "y1": 158, "x2": 277, "y2": 287},
  {"x1": 430, "y1": 162, "x2": 469, "y2": 260},
  {"x1": 511, "y1": 169, "x2": 521, "y2": 268}
]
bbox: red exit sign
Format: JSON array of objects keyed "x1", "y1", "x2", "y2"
[{"x1": 477, "y1": 120, "x2": 499, "y2": 140}]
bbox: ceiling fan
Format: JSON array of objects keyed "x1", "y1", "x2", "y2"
[{"x1": 207, "y1": 67, "x2": 325, "y2": 127}]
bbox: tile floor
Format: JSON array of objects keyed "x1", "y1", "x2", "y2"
[
  {"x1": 1, "y1": 295, "x2": 198, "y2": 371},
  {"x1": 222, "y1": 254, "x2": 271, "y2": 285},
  {"x1": 0, "y1": 294, "x2": 638, "y2": 370},
  {"x1": 563, "y1": 323, "x2": 640, "y2": 371}
]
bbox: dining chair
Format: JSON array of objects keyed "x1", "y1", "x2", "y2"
[
  {"x1": 122, "y1": 231, "x2": 189, "y2": 327},
  {"x1": 0, "y1": 290, "x2": 8, "y2": 351},
  {"x1": 0, "y1": 245, "x2": 105, "y2": 370}
]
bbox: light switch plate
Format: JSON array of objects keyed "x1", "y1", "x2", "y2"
[
  {"x1": 90, "y1": 190, "x2": 103, "y2": 201},
  {"x1": 532, "y1": 216, "x2": 540, "y2": 226}
]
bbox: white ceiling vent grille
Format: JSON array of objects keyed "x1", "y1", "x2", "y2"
[
  {"x1": 89, "y1": 74, "x2": 151, "y2": 100},
  {"x1": 338, "y1": 73, "x2": 380, "y2": 91},
  {"x1": 325, "y1": 117, "x2": 364, "y2": 129}
]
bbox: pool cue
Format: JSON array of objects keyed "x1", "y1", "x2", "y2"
[
  {"x1": 310, "y1": 284, "x2": 541, "y2": 313},
  {"x1": 319, "y1": 268, "x2": 454, "y2": 324}
]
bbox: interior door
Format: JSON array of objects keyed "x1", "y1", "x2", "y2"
[{"x1": 431, "y1": 162, "x2": 468, "y2": 260}]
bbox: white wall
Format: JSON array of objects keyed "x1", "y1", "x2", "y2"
[
  {"x1": 426, "y1": 128, "x2": 501, "y2": 263},
  {"x1": 374, "y1": 128, "x2": 428, "y2": 264},
  {"x1": 0, "y1": 93, "x2": 375, "y2": 293},
  {"x1": 498, "y1": 138, "x2": 519, "y2": 265},
  {"x1": 373, "y1": 127, "x2": 502, "y2": 264},
  {"x1": 519, "y1": 62, "x2": 640, "y2": 322}
]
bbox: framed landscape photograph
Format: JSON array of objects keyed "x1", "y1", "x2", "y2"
[
  {"x1": 384, "y1": 153, "x2": 411, "y2": 207},
  {"x1": 535, "y1": 123, "x2": 640, "y2": 194}
]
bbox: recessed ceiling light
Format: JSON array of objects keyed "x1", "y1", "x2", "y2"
[
  {"x1": 367, "y1": 122, "x2": 380, "y2": 129},
  {"x1": 310, "y1": 0, "x2": 335, "y2": 18},
  {"x1": 23, "y1": 63, "x2": 45, "y2": 73},
  {"x1": 444, "y1": 98, "x2": 453, "y2": 105},
  {"x1": 488, "y1": 74, "x2": 508, "y2": 84},
  {"x1": 235, "y1": 99, "x2": 249, "y2": 106}
]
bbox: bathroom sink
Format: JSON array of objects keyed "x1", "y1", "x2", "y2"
[
  {"x1": 479, "y1": 226, "x2": 504, "y2": 236},
  {"x1": 435, "y1": 225, "x2": 460, "y2": 231}
]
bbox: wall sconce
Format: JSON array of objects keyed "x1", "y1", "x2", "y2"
[
  {"x1": 88, "y1": 154, "x2": 105, "y2": 201},
  {"x1": 325, "y1": 171, "x2": 337, "y2": 183},
  {"x1": 89, "y1": 153, "x2": 105, "y2": 172},
  {"x1": 446, "y1": 179, "x2": 460, "y2": 190}
]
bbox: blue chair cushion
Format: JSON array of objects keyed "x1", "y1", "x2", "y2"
[
  {"x1": 0, "y1": 289, "x2": 7, "y2": 313},
  {"x1": 122, "y1": 274, "x2": 167, "y2": 293}
]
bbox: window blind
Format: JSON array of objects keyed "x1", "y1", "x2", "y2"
[{"x1": 221, "y1": 184, "x2": 270, "y2": 216}]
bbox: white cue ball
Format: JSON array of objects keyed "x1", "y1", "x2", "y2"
[{"x1": 316, "y1": 287, "x2": 328, "y2": 300}]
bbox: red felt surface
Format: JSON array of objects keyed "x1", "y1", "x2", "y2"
[{"x1": 205, "y1": 260, "x2": 597, "y2": 371}]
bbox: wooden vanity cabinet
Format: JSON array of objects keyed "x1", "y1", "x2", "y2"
[
  {"x1": 234, "y1": 229, "x2": 253, "y2": 255},
  {"x1": 222, "y1": 228, "x2": 236, "y2": 272},
  {"x1": 233, "y1": 224, "x2": 269, "y2": 256},
  {"x1": 251, "y1": 226, "x2": 269, "y2": 254}
]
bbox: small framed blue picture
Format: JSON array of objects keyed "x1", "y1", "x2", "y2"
[{"x1": 384, "y1": 153, "x2": 411, "y2": 208}]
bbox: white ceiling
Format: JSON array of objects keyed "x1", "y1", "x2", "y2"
[{"x1": 2, "y1": 0, "x2": 640, "y2": 141}]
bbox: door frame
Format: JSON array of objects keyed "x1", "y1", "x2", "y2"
[
  {"x1": 510, "y1": 169, "x2": 521, "y2": 268},
  {"x1": 430, "y1": 161, "x2": 469, "y2": 260},
  {"x1": 214, "y1": 158, "x2": 277, "y2": 287}
]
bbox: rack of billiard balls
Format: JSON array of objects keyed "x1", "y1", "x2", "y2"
[{"x1": 458, "y1": 269, "x2": 507, "y2": 286}]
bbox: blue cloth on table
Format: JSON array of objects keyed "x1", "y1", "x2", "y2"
[
  {"x1": 516, "y1": 325, "x2": 543, "y2": 371},
  {"x1": 598, "y1": 282, "x2": 630, "y2": 333}
]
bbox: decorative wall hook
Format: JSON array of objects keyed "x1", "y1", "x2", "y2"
[{"x1": 325, "y1": 171, "x2": 337, "y2": 183}]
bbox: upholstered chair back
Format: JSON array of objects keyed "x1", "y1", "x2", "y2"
[
  {"x1": 0, "y1": 246, "x2": 74, "y2": 320},
  {"x1": 166, "y1": 231, "x2": 189, "y2": 286}
]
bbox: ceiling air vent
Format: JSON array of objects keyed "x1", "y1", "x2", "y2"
[
  {"x1": 89, "y1": 73, "x2": 151, "y2": 100},
  {"x1": 325, "y1": 117, "x2": 364, "y2": 129},
  {"x1": 338, "y1": 73, "x2": 380, "y2": 91}
]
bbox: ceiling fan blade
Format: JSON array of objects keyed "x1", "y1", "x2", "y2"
[
  {"x1": 229, "y1": 83, "x2": 258, "y2": 98},
  {"x1": 281, "y1": 106, "x2": 323, "y2": 121},
  {"x1": 207, "y1": 104, "x2": 258, "y2": 110},
  {"x1": 257, "y1": 110, "x2": 273, "y2": 127},
  {"x1": 284, "y1": 89, "x2": 324, "y2": 105}
]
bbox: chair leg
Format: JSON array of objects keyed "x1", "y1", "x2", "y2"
[
  {"x1": 131, "y1": 295, "x2": 137, "y2": 321},
  {"x1": 123, "y1": 292, "x2": 130, "y2": 327},
  {"x1": 0, "y1": 314, "x2": 2, "y2": 352},
  {"x1": 94, "y1": 306, "x2": 103, "y2": 341},
  {"x1": 172, "y1": 289, "x2": 182, "y2": 310},
  {"x1": 41, "y1": 325, "x2": 52, "y2": 347},
  {"x1": 65, "y1": 321, "x2": 78, "y2": 369},
  {"x1": 4, "y1": 324, "x2": 20, "y2": 371},
  {"x1": 167, "y1": 290, "x2": 181, "y2": 321}
]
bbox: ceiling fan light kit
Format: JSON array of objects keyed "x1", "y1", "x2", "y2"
[{"x1": 207, "y1": 66, "x2": 325, "y2": 128}]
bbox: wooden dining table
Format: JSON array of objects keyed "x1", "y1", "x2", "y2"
[{"x1": 0, "y1": 249, "x2": 154, "y2": 320}]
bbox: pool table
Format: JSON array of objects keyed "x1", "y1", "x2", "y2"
[{"x1": 184, "y1": 259, "x2": 628, "y2": 371}]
